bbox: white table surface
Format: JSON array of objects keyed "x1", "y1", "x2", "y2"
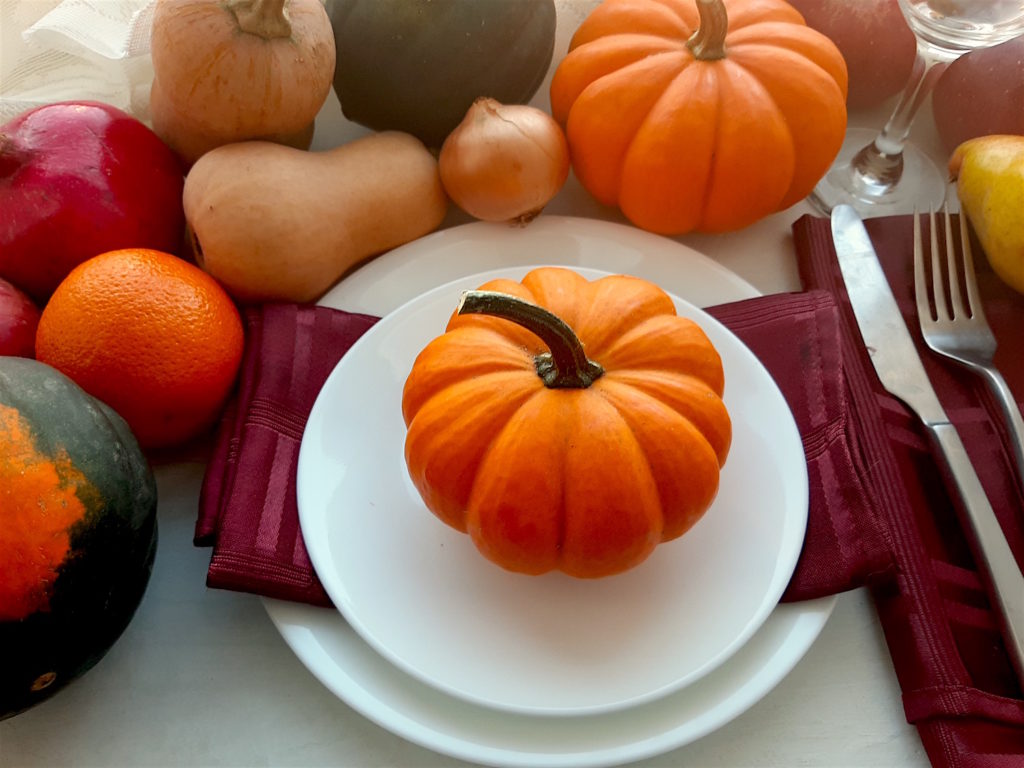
[{"x1": 1, "y1": 4, "x2": 946, "y2": 766}]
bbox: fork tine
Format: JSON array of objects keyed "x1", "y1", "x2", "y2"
[
  {"x1": 958, "y1": 211, "x2": 988, "y2": 323},
  {"x1": 913, "y1": 210, "x2": 931, "y2": 322},
  {"x1": 929, "y1": 208, "x2": 949, "y2": 320},
  {"x1": 943, "y1": 205, "x2": 965, "y2": 318}
]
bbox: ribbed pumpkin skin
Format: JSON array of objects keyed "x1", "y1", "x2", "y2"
[
  {"x1": 0, "y1": 357, "x2": 157, "y2": 720},
  {"x1": 549, "y1": 0, "x2": 849, "y2": 235},
  {"x1": 150, "y1": 0, "x2": 336, "y2": 140},
  {"x1": 401, "y1": 267, "x2": 731, "y2": 579}
]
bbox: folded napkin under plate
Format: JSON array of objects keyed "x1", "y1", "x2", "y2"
[
  {"x1": 195, "y1": 304, "x2": 378, "y2": 605},
  {"x1": 195, "y1": 213, "x2": 1024, "y2": 767},
  {"x1": 195, "y1": 290, "x2": 889, "y2": 606}
]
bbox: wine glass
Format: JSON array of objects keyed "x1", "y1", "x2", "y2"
[{"x1": 808, "y1": 0, "x2": 1024, "y2": 217}]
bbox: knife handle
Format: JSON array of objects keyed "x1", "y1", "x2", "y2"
[{"x1": 927, "y1": 422, "x2": 1024, "y2": 685}]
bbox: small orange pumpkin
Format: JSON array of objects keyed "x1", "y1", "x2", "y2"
[
  {"x1": 549, "y1": 0, "x2": 849, "y2": 234},
  {"x1": 401, "y1": 267, "x2": 731, "y2": 579}
]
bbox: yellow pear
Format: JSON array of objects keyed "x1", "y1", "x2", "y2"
[{"x1": 949, "y1": 134, "x2": 1024, "y2": 296}]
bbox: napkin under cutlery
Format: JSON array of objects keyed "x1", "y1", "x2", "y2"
[
  {"x1": 195, "y1": 213, "x2": 1024, "y2": 768},
  {"x1": 794, "y1": 212, "x2": 1024, "y2": 768}
]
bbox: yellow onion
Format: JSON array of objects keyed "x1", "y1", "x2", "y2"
[{"x1": 439, "y1": 98, "x2": 570, "y2": 224}]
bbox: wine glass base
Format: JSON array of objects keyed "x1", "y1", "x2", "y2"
[{"x1": 807, "y1": 128, "x2": 950, "y2": 218}]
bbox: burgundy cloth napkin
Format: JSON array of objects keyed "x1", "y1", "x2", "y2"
[
  {"x1": 195, "y1": 304, "x2": 378, "y2": 605},
  {"x1": 710, "y1": 290, "x2": 895, "y2": 601},
  {"x1": 794, "y1": 213, "x2": 1024, "y2": 768},
  {"x1": 195, "y1": 285, "x2": 894, "y2": 606}
]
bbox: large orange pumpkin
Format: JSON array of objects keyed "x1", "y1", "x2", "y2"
[
  {"x1": 401, "y1": 267, "x2": 731, "y2": 579},
  {"x1": 549, "y1": 0, "x2": 849, "y2": 234}
]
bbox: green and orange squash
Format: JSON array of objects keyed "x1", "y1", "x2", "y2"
[
  {"x1": 0, "y1": 357, "x2": 157, "y2": 720},
  {"x1": 401, "y1": 267, "x2": 731, "y2": 579}
]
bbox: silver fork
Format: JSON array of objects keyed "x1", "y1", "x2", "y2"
[{"x1": 914, "y1": 207, "x2": 1024, "y2": 494}]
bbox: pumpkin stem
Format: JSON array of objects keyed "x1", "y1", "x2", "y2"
[
  {"x1": 686, "y1": 0, "x2": 728, "y2": 60},
  {"x1": 458, "y1": 291, "x2": 604, "y2": 389},
  {"x1": 227, "y1": 0, "x2": 292, "y2": 39}
]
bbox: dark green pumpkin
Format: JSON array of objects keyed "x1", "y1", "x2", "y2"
[
  {"x1": 326, "y1": 0, "x2": 557, "y2": 147},
  {"x1": 0, "y1": 357, "x2": 157, "y2": 720}
]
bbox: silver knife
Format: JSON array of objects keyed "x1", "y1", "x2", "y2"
[{"x1": 831, "y1": 204, "x2": 1024, "y2": 683}]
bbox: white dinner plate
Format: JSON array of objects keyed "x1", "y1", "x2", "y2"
[
  {"x1": 297, "y1": 263, "x2": 808, "y2": 716},
  {"x1": 266, "y1": 216, "x2": 836, "y2": 765},
  {"x1": 265, "y1": 596, "x2": 834, "y2": 768}
]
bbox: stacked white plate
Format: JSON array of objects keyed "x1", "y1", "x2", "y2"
[{"x1": 265, "y1": 216, "x2": 835, "y2": 768}]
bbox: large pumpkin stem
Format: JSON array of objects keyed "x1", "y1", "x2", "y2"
[
  {"x1": 227, "y1": 0, "x2": 292, "y2": 39},
  {"x1": 458, "y1": 291, "x2": 604, "y2": 389},
  {"x1": 686, "y1": 0, "x2": 728, "y2": 60}
]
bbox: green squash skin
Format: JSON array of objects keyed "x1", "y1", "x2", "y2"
[
  {"x1": 327, "y1": 0, "x2": 557, "y2": 147},
  {"x1": 0, "y1": 357, "x2": 158, "y2": 721}
]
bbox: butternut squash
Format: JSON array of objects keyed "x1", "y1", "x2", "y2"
[{"x1": 183, "y1": 132, "x2": 449, "y2": 303}]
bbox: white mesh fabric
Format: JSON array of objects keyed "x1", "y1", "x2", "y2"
[{"x1": 0, "y1": 0, "x2": 156, "y2": 123}]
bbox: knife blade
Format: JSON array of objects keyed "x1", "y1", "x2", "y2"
[{"x1": 831, "y1": 204, "x2": 1024, "y2": 684}]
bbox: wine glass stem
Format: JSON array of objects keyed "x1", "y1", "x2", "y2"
[{"x1": 849, "y1": 47, "x2": 950, "y2": 195}]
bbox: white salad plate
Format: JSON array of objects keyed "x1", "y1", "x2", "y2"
[
  {"x1": 267, "y1": 216, "x2": 835, "y2": 765},
  {"x1": 296, "y1": 261, "x2": 808, "y2": 716}
]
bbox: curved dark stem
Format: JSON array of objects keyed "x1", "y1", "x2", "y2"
[
  {"x1": 686, "y1": 0, "x2": 728, "y2": 61},
  {"x1": 457, "y1": 290, "x2": 604, "y2": 389}
]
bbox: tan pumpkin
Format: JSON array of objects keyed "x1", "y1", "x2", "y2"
[
  {"x1": 402, "y1": 267, "x2": 731, "y2": 579},
  {"x1": 149, "y1": 0, "x2": 335, "y2": 165},
  {"x1": 149, "y1": 79, "x2": 316, "y2": 168}
]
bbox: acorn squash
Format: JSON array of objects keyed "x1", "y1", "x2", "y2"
[
  {"x1": 326, "y1": 0, "x2": 557, "y2": 147},
  {"x1": 0, "y1": 357, "x2": 158, "y2": 720}
]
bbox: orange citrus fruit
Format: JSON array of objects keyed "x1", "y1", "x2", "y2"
[{"x1": 35, "y1": 248, "x2": 244, "y2": 450}]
